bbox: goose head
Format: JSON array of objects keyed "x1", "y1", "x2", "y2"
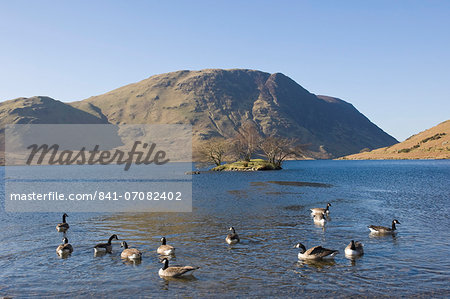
[
  {"x1": 108, "y1": 234, "x2": 119, "y2": 243},
  {"x1": 160, "y1": 237, "x2": 167, "y2": 245},
  {"x1": 327, "y1": 203, "x2": 332, "y2": 207},
  {"x1": 294, "y1": 243, "x2": 307, "y2": 253},
  {"x1": 229, "y1": 227, "x2": 236, "y2": 233},
  {"x1": 161, "y1": 258, "x2": 169, "y2": 269},
  {"x1": 121, "y1": 241, "x2": 128, "y2": 249},
  {"x1": 393, "y1": 219, "x2": 400, "y2": 224},
  {"x1": 62, "y1": 237, "x2": 69, "y2": 244}
]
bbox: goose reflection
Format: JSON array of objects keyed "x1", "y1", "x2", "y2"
[
  {"x1": 347, "y1": 255, "x2": 363, "y2": 266},
  {"x1": 93, "y1": 251, "x2": 108, "y2": 258},
  {"x1": 122, "y1": 257, "x2": 142, "y2": 266},
  {"x1": 160, "y1": 275, "x2": 198, "y2": 290},
  {"x1": 297, "y1": 258, "x2": 336, "y2": 269},
  {"x1": 369, "y1": 231, "x2": 398, "y2": 241}
]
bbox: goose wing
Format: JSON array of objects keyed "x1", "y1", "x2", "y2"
[
  {"x1": 63, "y1": 244, "x2": 73, "y2": 252},
  {"x1": 157, "y1": 244, "x2": 175, "y2": 254},
  {"x1": 164, "y1": 266, "x2": 199, "y2": 277},
  {"x1": 306, "y1": 246, "x2": 338, "y2": 258},
  {"x1": 122, "y1": 248, "x2": 141, "y2": 258},
  {"x1": 354, "y1": 242, "x2": 364, "y2": 249},
  {"x1": 94, "y1": 242, "x2": 108, "y2": 249},
  {"x1": 123, "y1": 248, "x2": 141, "y2": 255},
  {"x1": 56, "y1": 223, "x2": 69, "y2": 231},
  {"x1": 227, "y1": 233, "x2": 239, "y2": 241},
  {"x1": 369, "y1": 225, "x2": 390, "y2": 232},
  {"x1": 57, "y1": 243, "x2": 73, "y2": 253}
]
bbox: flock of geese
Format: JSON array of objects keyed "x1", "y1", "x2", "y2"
[
  {"x1": 303, "y1": 203, "x2": 400, "y2": 259},
  {"x1": 55, "y1": 204, "x2": 401, "y2": 277},
  {"x1": 55, "y1": 213, "x2": 198, "y2": 277}
]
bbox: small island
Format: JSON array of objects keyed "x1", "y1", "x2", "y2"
[
  {"x1": 212, "y1": 159, "x2": 280, "y2": 171},
  {"x1": 195, "y1": 123, "x2": 305, "y2": 172}
]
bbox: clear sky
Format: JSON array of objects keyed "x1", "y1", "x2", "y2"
[{"x1": 1, "y1": 1, "x2": 449, "y2": 141}]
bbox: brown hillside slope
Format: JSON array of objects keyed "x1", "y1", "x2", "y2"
[
  {"x1": 0, "y1": 96, "x2": 108, "y2": 163},
  {"x1": 0, "y1": 96, "x2": 107, "y2": 125},
  {"x1": 70, "y1": 69, "x2": 397, "y2": 157},
  {"x1": 340, "y1": 120, "x2": 450, "y2": 160}
]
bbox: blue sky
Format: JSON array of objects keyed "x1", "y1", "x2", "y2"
[{"x1": 1, "y1": 1, "x2": 449, "y2": 141}]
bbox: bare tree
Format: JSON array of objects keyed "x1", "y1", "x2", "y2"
[
  {"x1": 232, "y1": 122, "x2": 261, "y2": 161},
  {"x1": 259, "y1": 136, "x2": 305, "y2": 168},
  {"x1": 194, "y1": 137, "x2": 231, "y2": 166}
]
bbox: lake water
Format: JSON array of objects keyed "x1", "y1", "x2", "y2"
[{"x1": 0, "y1": 160, "x2": 449, "y2": 297}]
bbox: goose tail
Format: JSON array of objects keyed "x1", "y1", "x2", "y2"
[
  {"x1": 129, "y1": 253, "x2": 141, "y2": 260},
  {"x1": 330, "y1": 250, "x2": 339, "y2": 257}
]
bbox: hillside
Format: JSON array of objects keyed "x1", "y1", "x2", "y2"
[
  {"x1": 0, "y1": 96, "x2": 108, "y2": 163},
  {"x1": 70, "y1": 69, "x2": 397, "y2": 157},
  {"x1": 0, "y1": 69, "x2": 398, "y2": 159},
  {"x1": 0, "y1": 96, "x2": 107, "y2": 125},
  {"x1": 340, "y1": 120, "x2": 450, "y2": 160}
]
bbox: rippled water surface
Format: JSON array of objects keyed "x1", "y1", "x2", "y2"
[{"x1": 1, "y1": 160, "x2": 449, "y2": 297}]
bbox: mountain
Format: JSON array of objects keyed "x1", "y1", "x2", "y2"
[
  {"x1": 340, "y1": 120, "x2": 450, "y2": 160},
  {"x1": 0, "y1": 96, "x2": 108, "y2": 163},
  {"x1": 0, "y1": 96, "x2": 107, "y2": 125},
  {"x1": 70, "y1": 69, "x2": 397, "y2": 157},
  {"x1": 1, "y1": 69, "x2": 398, "y2": 159}
]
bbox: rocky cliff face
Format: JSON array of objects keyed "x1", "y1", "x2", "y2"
[
  {"x1": 71, "y1": 69, "x2": 397, "y2": 157},
  {"x1": 1, "y1": 69, "x2": 398, "y2": 158}
]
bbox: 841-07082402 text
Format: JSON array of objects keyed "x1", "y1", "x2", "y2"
[{"x1": 9, "y1": 191, "x2": 183, "y2": 201}]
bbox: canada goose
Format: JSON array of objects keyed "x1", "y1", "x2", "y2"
[
  {"x1": 94, "y1": 234, "x2": 119, "y2": 253},
  {"x1": 159, "y1": 258, "x2": 199, "y2": 277},
  {"x1": 344, "y1": 240, "x2": 364, "y2": 257},
  {"x1": 310, "y1": 203, "x2": 331, "y2": 216},
  {"x1": 295, "y1": 242, "x2": 339, "y2": 260},
  {"x1": 368, "y1": 219, "x2": 400, "y2": 234},
  {"x1": 120, "y1": 241, "x2": 142, "y2": 260},
  {"x1": 157, "y1": 237, "x2": 175, "y2": 255},
  {"x1": 313, "y1": 213, "x2": 326, "y2": 225},
  {"x1": 56, "y1": 213, "x2": 69, "y2": 232},
  {"x1": 56, "y1": 237, "x2": 73, "y2": 256},
  {"x1": 225, "y1": 227, "x2": 240, "y2": 245}
]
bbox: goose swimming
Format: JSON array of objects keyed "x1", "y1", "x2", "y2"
[
  {"x1": 94, "y1": 234, "x2": 119, "y2": 253},
  {"x1": 159, "y1": 258, "x2": 199, "y2": 278},
  {"x1": 295, "y1": 242, "x2": 339, "y2": 260},
  {"x1": 368, "y1": 219, "x2": 400, "y2": 234},
  {"x1": 120, "y1": 241, "x2": 142, "y2": 260},
  {"x1": 225, "y1": 227, "x2": 240, "y2": 245},
  {"x1": 310, "y1": 203, "x2": 331, "y2": 216},
  {"x1": 157, "y1": 237, "x2": 175, "y2": 255},
  {"x1": 344, "y1": 240, "x2": 364, "y2": 257},
  {"x1": 56, "y1": 237, "x2": 73, "y2": 257},
  {"x1": 56, "y1": 213, "x2": 69, "y2": 232}
]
